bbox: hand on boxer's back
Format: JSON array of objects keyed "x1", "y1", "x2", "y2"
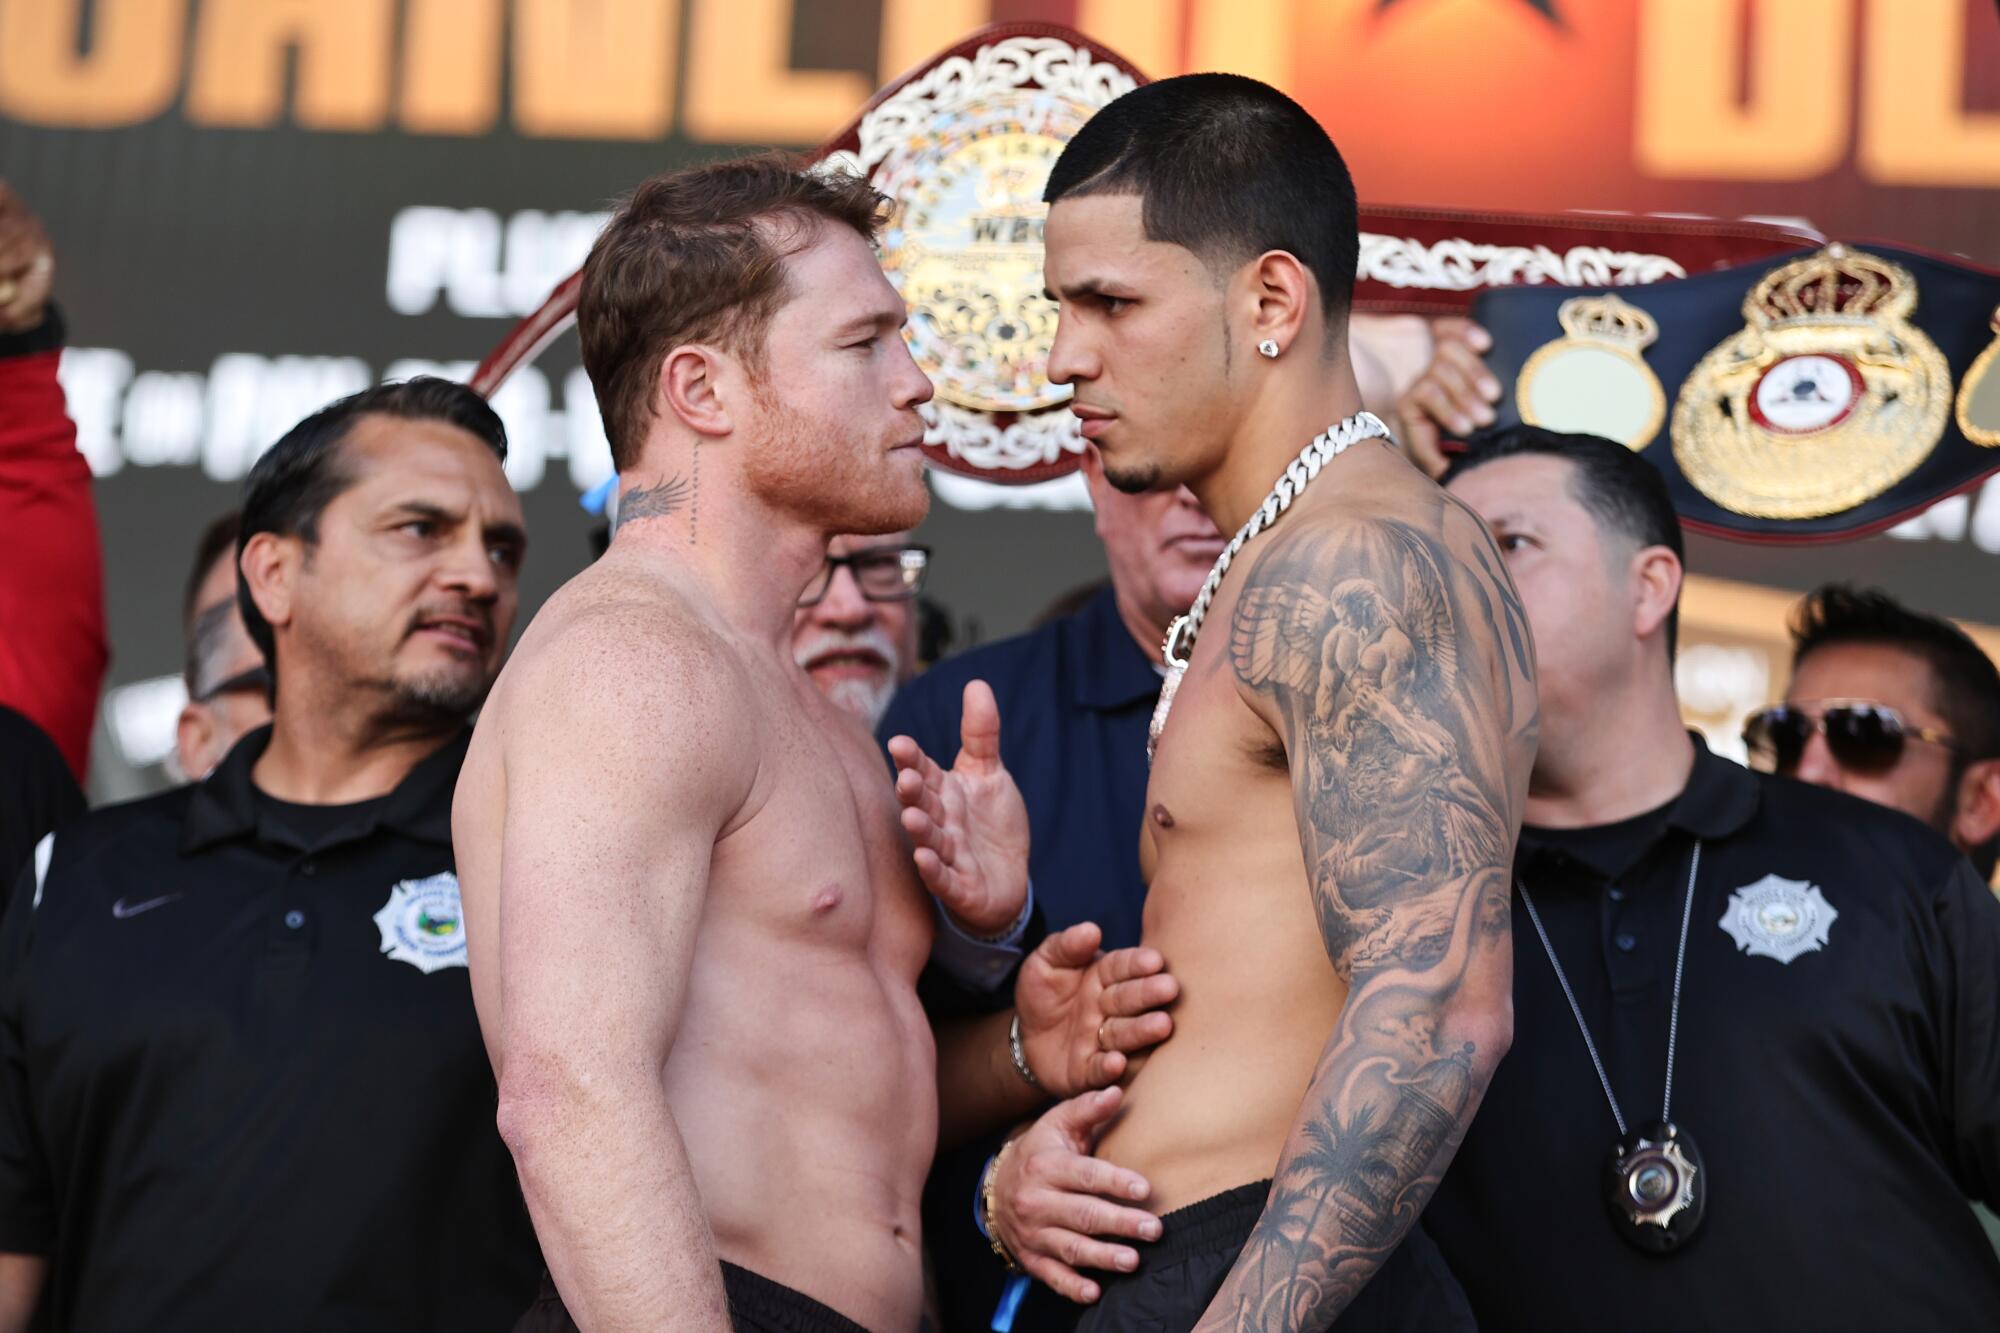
[{"x1": 887, "y1": 679, "x2": 1031, "y2": 935}]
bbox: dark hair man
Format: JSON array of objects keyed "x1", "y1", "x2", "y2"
[
  {"x1": 1750, "y1": 585, "x2": 2000, "y2": 878},
  {"x1": 455, "y1": 156, "x2": 1172, "y2": 1333},
  {"x1": 896, "y1": 75, "x2": 1534, "y2": 1330},
  {"x1": 174, "y1": 511, "x2": 272, "y2": 781},
  {"x1": 0, "y1": 377, "x2": 540, "y2": 1331},
  {"x1": 1412, "y1": 426, "x2": 2000, "y2": 1331}
]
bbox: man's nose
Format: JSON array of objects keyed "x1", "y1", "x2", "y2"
[
  {"x1": 439, "y1": 530, "x2": 502, "y2": 601},
  {"x1": 890, "y1": 336, "x2": 936, "y2": 411},
  {"x1": 811, "y1": 566, "x2": 875, "y2": 627},
  {"x1": 1790, "y1": 728, "x2": 1845, "y2": 789},
  {"x1": 1047, "y1": 316, "x2": 1092, "y2": 388}
]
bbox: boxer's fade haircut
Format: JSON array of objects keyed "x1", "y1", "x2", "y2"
[
  {"x1": 236, "y1": 377, "x2": 508, "y2": 693},
  {"x1": 1043, "y1": 73, "x2": 1360, "y2": 332},
  {"x1": 578, "y1": 155, "x2": 890, "y2": 471},
  {"x1": 1445, "y1": 425, "x2": 1685, "y2": 657}
]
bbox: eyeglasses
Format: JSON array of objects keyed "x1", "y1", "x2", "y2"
[
  {"x1": 1742, "y1": 700, "x2": 1959, "y2": 775},
  {"x1": 798, "y1": 544, "x2": 930, "y2": 608},
  {"x1": 192, "y1": 664, "x2": 272, "y2": 703}
]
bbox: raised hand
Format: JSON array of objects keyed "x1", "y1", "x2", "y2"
[
  {"x1": 1393, "y1": 316, "x2": 1499, "y2": 478},
  {"x1": 1015, "y1": 922, "x2": 1177, "y2": 1096},
  {"x1": 887, "y1": 680, "x2": 1030, "y2": 936},
  {"x1": 988, "y1": 1088, "x2": 1161, "y2": 1305},
  {"x1": 0, "y1": 183, "x2": 55, "y2": 332}
]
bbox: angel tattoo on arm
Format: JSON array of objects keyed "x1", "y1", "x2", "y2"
[{"x1": 1197, "y1": 508, "x2": 1538, "y2": 1331}]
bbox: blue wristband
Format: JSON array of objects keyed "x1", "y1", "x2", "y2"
[{"x1": 973, "y1": 1153, "x2": 997, "y2": 1240}]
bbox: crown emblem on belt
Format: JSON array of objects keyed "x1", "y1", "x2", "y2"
[
  {"x1": 1672, "y1": 245, "x2": 1951, "y2": 520},
  {"x1": 1516, "y1": 293, "x2": 1666, "y2": 451}
]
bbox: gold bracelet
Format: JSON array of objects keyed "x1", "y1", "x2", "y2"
[{"x1": 982, "y1": 1138, "x2": 1024, "y2": 1274}]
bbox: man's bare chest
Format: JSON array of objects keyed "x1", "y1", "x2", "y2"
[{"x1": 710, "y1": 683, "x2": 931, "y2": 965}]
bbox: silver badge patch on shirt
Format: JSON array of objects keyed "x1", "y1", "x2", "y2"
[
  {"x1": 374, "y1": 872, "x2": 469, "y2": 974},
  {"x1": 1719, "y1": 874, "x2": 1837, "y2": 964}
]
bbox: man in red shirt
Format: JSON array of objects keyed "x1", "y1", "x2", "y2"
[{"x1": 0, "y1": 184, "x2": 107, "y2": 781}]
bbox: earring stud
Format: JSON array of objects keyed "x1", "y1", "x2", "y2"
[{"x1": 1257, "y1": 339, "x2": 1280, "y2": 359}]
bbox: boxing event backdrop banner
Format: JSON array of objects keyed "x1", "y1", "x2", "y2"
[{"x1": 1, "y1": 0, "x2": 1998, "y2": 795}]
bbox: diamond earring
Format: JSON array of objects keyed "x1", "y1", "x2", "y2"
[{"x1": 1257, "y1": 339, "x2": 1280, "y2": 359}]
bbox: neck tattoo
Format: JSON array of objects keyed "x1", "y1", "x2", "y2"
[
  {"x1": 1146, "y1": 410, "x2": 1393, "y2": 761},
  {"x1": 613, "y1": 474, "x2": 690, "y2": 534},
  {"x1": 688, "y1": 442, "x2": 701, "y2": 546}
]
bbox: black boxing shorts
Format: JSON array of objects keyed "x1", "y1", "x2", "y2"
[
  {"x1": 514, "y1": 1262, "x2": 872, "y2": 1333},
  {"x1": 1073, "y1": 1179, "x2": 1476, "y2": 1333}
]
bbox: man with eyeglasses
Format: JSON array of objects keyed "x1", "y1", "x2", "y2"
[
  {"x1": 1746, "y1": 584, "x2": 2000, "y2": 882},
  {"x1": 793, "y1": 532, "x2": 928, "y2": 729},
  {"x1": 174, "y1": 512, "x2": 273, "y2": 782}
]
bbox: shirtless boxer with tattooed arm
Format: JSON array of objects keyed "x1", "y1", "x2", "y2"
[
  {"x1": 896, "y1": 77, "x2": 1537, "y2": 1330},
  {"x1": 454, "y1": 159, "x2": 1176, "y2": 1333}
]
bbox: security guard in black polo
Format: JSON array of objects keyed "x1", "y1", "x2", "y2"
[
  {"x1": 1431, "y1": 430, "x2": 2000, "y2": 1332},
  {"x1": 0, "y1": 379, "x2": 540, "y2": 1330}
]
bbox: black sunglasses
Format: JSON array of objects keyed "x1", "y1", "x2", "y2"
[
  {"x1": 798, "y1": 545, "x2": 930, "y2": 608},
  {"x1": 1742, "y1": 700, "x2": 1959, "y2": 775},
  {"x1": 192, "y1": 664, "x2": 272, "y2": 703}
]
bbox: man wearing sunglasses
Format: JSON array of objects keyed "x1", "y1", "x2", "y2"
[
  {"x1": 1401, "y1": 425, "x2": 2000, "y2": 1331},
  {"x1": 792, "y1": 532, "x2": 928, "y2": 729},
  {"x1": 1748, "y1": 584, "x2": 2000, "y2": 882},
  {"x1": 174, "y1": 511, "x2": 273, "y2": 782}
]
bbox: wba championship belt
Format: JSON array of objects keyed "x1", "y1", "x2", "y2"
[
  {"x1": 472, "y1": 21, "x2": 1819, "y2": 487},
  {"x1": 1474, "y1": 243, "x2": 2000, "y2": 541}
]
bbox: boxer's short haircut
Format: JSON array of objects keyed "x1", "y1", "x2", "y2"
[
  {"x1": 579, "y1": 155, "x2": 889, "y2": 471},
  {"x1": 236, "y1": 377, "x2": 508, "y2": 690},
  {"x1": 1043, "y1": 73, "x2": 1359, "y2": 332},
  {"x1": 1445, "y1": 425, "x2": 1685, "y2": 656}
]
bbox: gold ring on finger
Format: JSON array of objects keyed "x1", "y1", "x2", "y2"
[{"x1": 1097, "y1": 1019, "x2": 1111, "y2": 1050}]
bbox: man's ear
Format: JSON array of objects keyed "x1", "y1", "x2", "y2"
[
  {"x1": 658, "y1": 346, "x2": 736, "y2": 439},
  {"x1": 174, "y1": 703, "x2": 213, "y2": 783},
  {"x1": 239, "y1": 531, "x2": 299, "y2": 636},
  {"x1": 1951, "y1": 758, "x2": 2000, "y2": 854},
  {"x1": 1632, "y1": 546, "x2": 1683, "y2": 644},
  {"x1": 1243, "y1": 250, "x2": 1313, "y2": 360}
]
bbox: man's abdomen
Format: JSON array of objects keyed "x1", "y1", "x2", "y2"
[
  {"x1": 1097, "y1": 868, "x2": 1346, "y2": 1214},
  {"x1": 667, "y1": 938, "x2": 934, "y2": 1332}
]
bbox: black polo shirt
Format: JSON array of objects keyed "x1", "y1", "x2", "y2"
[
  {"x1": 0, "y1": 726, "x2": 540, "y2": 1332},
  {"x1": 0, "y1": 706, "x2": 81, "y2": 895},
  {"x1": 1427, "y1": 737, "x2": 2000, "y2": 1331}
]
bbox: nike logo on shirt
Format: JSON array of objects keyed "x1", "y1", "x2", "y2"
[{"x1": 111, "y1": 893, "x2": 184, "y2": 919}]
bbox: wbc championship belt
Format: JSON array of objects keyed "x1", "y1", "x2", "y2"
[
  {"x1": 471, "y1": 22, "x2": 1824, "y2": 488},
  {"x1": 1473, "y1": 242, "x2": 2000, "y2": 541}
]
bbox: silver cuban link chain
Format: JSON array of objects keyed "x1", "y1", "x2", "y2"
[{"x1": 1146, "y1": 410, "x2": 1393, "y2": 761}]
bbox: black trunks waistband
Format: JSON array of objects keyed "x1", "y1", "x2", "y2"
[
  {"x1": 721, "y1": 1261, "x2": 872, "y2": 1333},
  {"x1": 516, "y1": 1262, "x2": 870, "y2": 1333},
  {"x1": 1126, "y1": 1178, "x2": 1272, "y2": 1274}
]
